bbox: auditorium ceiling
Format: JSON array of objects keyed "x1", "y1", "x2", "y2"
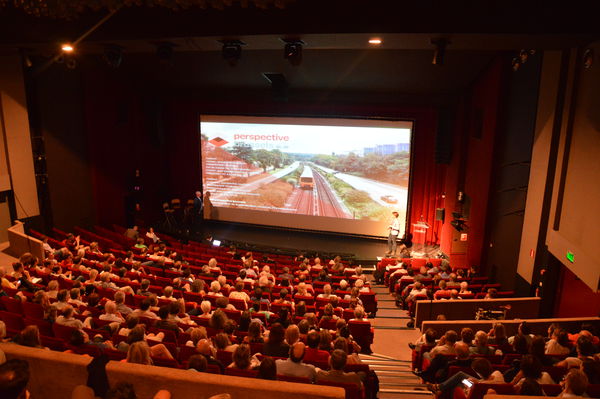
[{"x1": 0, "y1": 1, "x2": 599, "y2": 102}]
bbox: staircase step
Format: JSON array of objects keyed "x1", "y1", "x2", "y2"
[
  {"x1": 362, "y1": 360, "x2": 411, "y2": 366},
  {"x1": 379, "y1": 388, "x2": 432, "y2": 395}
]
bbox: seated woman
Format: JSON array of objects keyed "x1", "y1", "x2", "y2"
[
  {"x1": 13, "y1": 325, "x2": 47, "y2": 350},
  {"x1": 185, "y1": 327, "x2": 208, "y2": 348},
  {"x1": 243, "y1": 321, "x2": 264, "y2": 344},
  {"x1": 120, "y1": 325, "x2": 172, "y2": 360},
  {"x1": 333, "y1": 337, "x2": 362, "y2": 364},
  {"x1": 99, "y1": 301, "x2": 126, "y2": 325},
  {"x1": 317, "y1": 284, "x2": 336, "y2": 300},
  {"x1": 272, "y1": 289, "x2": 295, "y2": 312},
  {"x1": 509, "y1": 354, "x2": 555, "y2": 387},
  {"x1": 213, "y1": 332, "x2": 238, "y2": 353},
  {"x1": 262, "y1": 323, "x2": 289, "y2": 358},
  {"x1": 125, "y1": 341, "x2": 153, "y2": 365},
  {"x1": 545, "y1": 328, "x2": 572, "y2": 355},
  {"x1": 319, "y1": 304, "x2": 339, "y2": 327},
  {"x1": 67, "y1": 329, "x2": 115, "y2": 353},
  {"x1": 228, "y1": 343, "x2": 260, "y2": 370},
  {"x1": 349, "y1": 306, "x2": 369, "y2": 322},
  {"x1": 197, "y1": 300, "x2": 213, "y2": 318}
]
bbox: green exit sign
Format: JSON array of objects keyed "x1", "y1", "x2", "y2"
[{"x1": 566, "y1": 251, "x2": 575, "y2": 263}]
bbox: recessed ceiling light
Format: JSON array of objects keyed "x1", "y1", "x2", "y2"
[
  {"x1": 61, "y1": 44, "x2": 74, "y2": 52},
  {"x1": 368, "y1": 38, "x2": 382, "y2": 45}
]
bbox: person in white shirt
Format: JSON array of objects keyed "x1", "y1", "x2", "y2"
[
  {"x1": 145, "y1": 227, "x2": 160, "y2": 243},
  {"x1": 386, "y1": 211, "x2": 401, "y2": 255}
]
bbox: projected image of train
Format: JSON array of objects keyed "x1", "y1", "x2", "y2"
[{"x1": 299, "y1": 167, "x2": 314, "y2": 190}]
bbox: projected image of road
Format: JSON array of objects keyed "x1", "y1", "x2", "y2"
[{"x1": 200, "y1": 115, "x2": 412, "y2": 236}]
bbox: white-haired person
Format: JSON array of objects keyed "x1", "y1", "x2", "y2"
[
  {"x1": 349, "y1": 306, "x2": 369, "y2": 322},
  {"x1": 338, "y1": 279, "x2": 349, "y2": 292},
  {"x1": 160, "y1": 286, "x2": 178, "y2": 302},
  {"x1": 207, "y1": 258, "x2": 221, "y2": 274},
  {"x1": 317, "y1": 284, "x2": 336, "y2": 300},
  {"x1": 354, "y1": 279, "x2": 370, "y2": 293},
  {"x1": 259, "y1": 265, "x2": 275, "y2": 282},
  {"x1": 99, "y1": 301, "x2": 126, "y2": 324},
  {"x1": 459, "y1": 281, "x2": 471, "y2": 295},
  {"x1": 206, "y1": 280, "x2": 223, "y2": 298},
  {"x1": 197, "y1": 301, "x2": 213, "y2": 318}
]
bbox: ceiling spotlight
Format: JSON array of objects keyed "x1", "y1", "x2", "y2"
[
  {"x1": 368, "y1": 38, "x2": 382, "y2": 45},
  {"x1": 583, "y1": 48, "x2": 594, "y2": 69},
  {"x1": 221, "y1": 40, "x2": 245, "y2": 66},
  {"x1": 282, "y1": 39, "x2": 304, "y2": 66},
  {"x1": 156, "y1": 42, "x2": 175, "y2": 63},
  {"x1": 519, "y1": 49, "x2": 529, "y2": 64},
  {"x1": 511, "y1": 57, "x2": 521, "y2": 72},
  {"x1": 431, "y1": 38, "x2": 450, "y2": 66},
  {"x1": 103, "y1": 44, "x2": 123, "y2": 69},
  {"x1": 61, "y1": 44, "x2": 74, "y2": 53},
  {"x1": 65, "y1": 57, "x2": 77, "y2": 69}
]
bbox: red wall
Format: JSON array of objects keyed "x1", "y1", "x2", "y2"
[
  {"x1": 82, "y1": 64, "x2": 168, "y2": 227},
  {"x1": 555, "y1": 265, "x2": 600, "y2": 317}
]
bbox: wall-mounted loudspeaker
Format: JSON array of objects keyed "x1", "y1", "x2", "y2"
[{"x1": 435, "y1": 208, "x2": 445, "y2": 222}]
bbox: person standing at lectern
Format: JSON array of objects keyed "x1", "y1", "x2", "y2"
[
  {"x1": 192, "y1": 191, "x2": 203, "y2": 235},
  {"x1": 386, "y1": 211, "x2": 400, "y2": 256}
]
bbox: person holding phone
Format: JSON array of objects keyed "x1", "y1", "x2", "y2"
[{"x1": 427, "y1": 357, "x2": 504, "y2": 395}]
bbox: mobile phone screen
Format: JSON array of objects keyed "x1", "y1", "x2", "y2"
[{"x1": 462, "y1": 379, "x2": 473, "y2": 388}]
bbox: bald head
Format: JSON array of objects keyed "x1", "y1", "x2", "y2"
[
  {"x1": 196, "y1": 339, "x2": 212, "y2": 356},
  {"x1": 290, "y1": 342, "x2": 306, "y2": 363}
]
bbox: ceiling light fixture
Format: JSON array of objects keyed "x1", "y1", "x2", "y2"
[
  {"x1": 156, "y1": 42, "x2": 175, "y2": 64},
  {"x1": 220, "y1": 40, "x2": 246, "y2": 66},
  {"x1": 281, "y1": 39, "x2": 304, "y2": 66},
  {"x1": 368, "y1": 38, "x2": 382, "y2": 45},
  {"x1": 431, "y1": 38, "x2": 450, "y2": 66},
  {"x1": 61, "y1": 44, "x2": 74, "y2": 52},
  {"x1": 103, "y1": 44, "x2": 123, "y2": 69}
]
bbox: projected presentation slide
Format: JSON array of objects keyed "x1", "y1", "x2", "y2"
[{"x1": 200, "y1": 115, "x2": 412, "y2": 237}]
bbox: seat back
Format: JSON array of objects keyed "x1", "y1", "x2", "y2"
[
  {"x1": 52, "y1": 323, "x2": 78, "y2": 341},
  {"x1": 277, "y1": 375, "x2": 311, "y2": 384},
  {"x1": 316, "y1": 379, "x2": 362, "y2": 399},
  {"x1": 216, "y1": 350, "x2": 233, "y2": 365},
  {"x1": 1, "y1": 296, "x2": 24, "y2": 315},
  {"x1": 0, "y1": 310, "x2": 25, "y2": 334},
  {"x1": 467, "y1": 383, "x2": 514, "y2": 399},
  {"x1": 24, "y1": 317, "x2": 53, "y2": 336},
  {"x1": 224, "y1": 367, "x2": 258, "y2": 377},
  {"x1": 21, "y1": 301, "x2": 45, "y2": 319}
]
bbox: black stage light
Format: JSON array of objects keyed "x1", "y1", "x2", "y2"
[
  {"x1": 221, "y1": 40, "x2": 245, "y2": 66},
  {"x1": 156, "y1": 42, "x2": 175, "y2": 63},
  {"x1": 451, "y1": 219, "x2": 466, "y2": 232},
  {"x1": 431, "y1": 38, "x2": 450, "y2": 66},
  {"x1": 103, "y1": 44, "x2": 123, "y2": 68},
  {"x1": 282, "y1": 39, "x2": 304, "y2": 66}
]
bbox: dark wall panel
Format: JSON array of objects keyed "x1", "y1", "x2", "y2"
[{"x1": 483, "y1": 52, "x2": 542, "y2": 290}]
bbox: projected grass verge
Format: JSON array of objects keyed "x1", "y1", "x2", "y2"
[{"x1": 312, "y1": 165, "x2": 390, "y2": 220}]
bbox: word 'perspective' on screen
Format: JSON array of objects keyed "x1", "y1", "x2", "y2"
[{"x1": 200, "y1": 115, "x2": 412, "y2": 237}]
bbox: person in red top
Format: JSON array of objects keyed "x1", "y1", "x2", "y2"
[{"x1": 304, "y1": 330, "x2": 330, "y2": 365}]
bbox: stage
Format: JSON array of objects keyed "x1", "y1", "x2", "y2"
[{"x1": 196, "y1": 220, "x2": 441, "y2": 263}]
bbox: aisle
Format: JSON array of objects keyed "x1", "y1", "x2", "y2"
[{"x1": 360, "y1": 279, "x2": 433, "y2": 398}]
